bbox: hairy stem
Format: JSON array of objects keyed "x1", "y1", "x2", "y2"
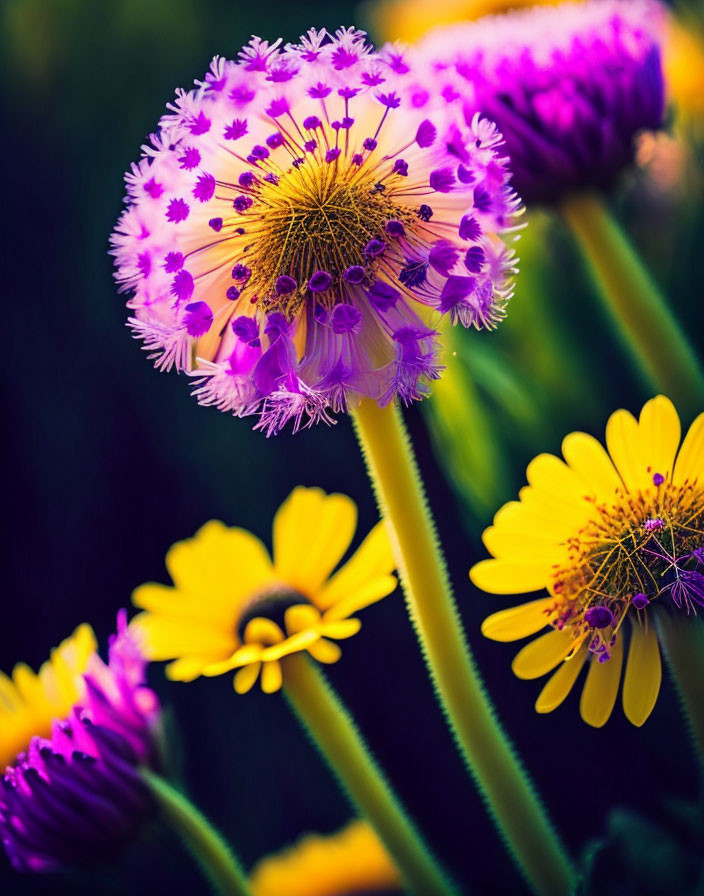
[
  {"x1": 141, "y1": 769, "x2": 252, "y2": 896},
  {"x1": 352, "y1": 399, "x2": 574, "y2": 896},
  {"x1": 560, "y1": 193, "x2": 704, "y2": 417},
  {"x1": 282, "y1": 653, "x2": 454, "y2": 895}
]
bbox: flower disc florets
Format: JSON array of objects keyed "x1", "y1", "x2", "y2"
[
  {"x1": 112, "y1": 28, "x2": 522, "y2": 434},
  {"x1": 551, "y1": 475, "x2": 704, "y2": 662},
  {"x1": 416, "y1": 0, "x2": 666, "y2": 203}
]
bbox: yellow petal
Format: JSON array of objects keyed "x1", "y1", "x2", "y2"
[
  {"x1": 202, "y1": 644, "x2": 264, "y2": 676},
  {"x1": 165, "y1": 522, "x2": 274, "y2": 606},
  {"x1": 284, "y1": 604, "x2": 321, "y2": 634},
  {"x1": 579, "y1": 634, "x2": 624, "y2": 728},
  {"x1": 622, "y1": 621, "x2": 662, "y2": 727},
  {"x1": 261, "y1": 631, "x2": 321, "y2": 661},
  {"x1": 316, "y1": 522, "x2": 395, "y2": 610},
  {"x1": 234, "y1": 662, "x2": 261, "y2": 694},
  {"x1": 131, "y1": 613, "x2": 235, "y2": 661},
  {"x1": 512, "y1": 629, "x2": 575, "y2": 679},
  {"x1": 242, "y1": 617, "x2": 284, "y2": 646},
  {"x1": 536, "y1": 647, "x2": 588, "y2": 714},
  {"x1": 526, "y1": 453, "x2": 589, "y2": 503},
  {"x1": 673, "y1": 412, "x2": 704, "y2": 486},
  {"x1": 481, "y1": 598, "x2": 555, "y2": 643},
  {"x1": 165, "y1": 654, "x2": 224, "y2": 682},
  {"x1": 319, "y1": 618, "x2": 362, "y2": 640},
  {"x1": 261, "y1": 660, "x2": 283, "y2": 693},
  {"x1": 470, "y1": 559, "x2": 550, "y2": 595},
  {"x1": 561, "y1": 431, "x2": 621, "y2": 502},
  {"x1": 605, "y1": 408, "x2": 642, "y2": 492},
  {"x1": 307, "y1": 639, "x2": 342, "y2": 664},
  {"x1": 322, "y1": 575, "x2": 397, "y2": 621},
  {"x1": 273, "y1": 488, "x2": 357, "y2": 592},
  {"x1": 637, "y1": 396, "x2": 681, "y2": 487},
  {"x1": 481, "y1": 526, "x2": 566, "y2": 565}
]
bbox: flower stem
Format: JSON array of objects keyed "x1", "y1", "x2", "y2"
[
  {"x1": 352, "y1": 399, "x2": 574, "y2": 896},
  {"x1": 282, "y1": 653, "x2": 454, "y2": 896},
  {"x1": 560, "y1": 192, "x2": 704, "y2": 417},
  {"x1": 657, "y1": 614, "x2": 704, "y2": 773},
  {"x1": 141, "y1": 768, "x2": 252, "y2": 896}
]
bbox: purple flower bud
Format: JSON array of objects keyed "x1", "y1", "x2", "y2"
[
  {"x1": 232, "y1": 264, "x2": 251, "y2": 282},
  {"x1": 331, "y1": 303, "x2": 363, "y2": 334},
  {"x1": 385, "y1": 220, "x2": 405, "y2": 237},
  {"x1": 584, "y1": 605, "x2": 614, "y2": 629},
  {"x1": 417, "y1": 204, "x2": 433, "y2": 222},
  {"x1": 238, "y1": 171, "x2": 256, "y2": 187},
  {"x1": 632, "y1": 593, "x2": 649, "y2": 610},
  {"x1": 183, "y1": 301, "x2": 213, "y2": 337},
  {"x1": 344, "y1": 265, "x2": 365, "y2": 284},
  {"x1": 368, "y1": 281, "x2": 399, "y2": 311},
  {"x1": 415, "y1": 119, "x2": 437, "y2": 148},
  {"x1": 266, "y1": 132, "x2": 285, "y2": 149},
  {"x1": 459, "y1": 215, "x2": 482, "y2": 241},
  {"x1": 275, "y1": 275, "x2": 297, "y2": 296},
  {"x1": 363, "y1": 137, "x2": 377, "y2": 151},
  {"x1": 232, "y1": 316, "x2": 260, "y2": 345},
  {"x1": 393, "y1": 159, "x2": 409, "y2": 176},
  {"x1": 208, "y1": 217, "x2": 223, "y2": 231},
  {"x1": 365, "y1": 239, "x2": 386, "y2": 258},
  {"x1": 464, "y1": 246, "x2": 486, "y2": 273},
  {"x1": 653, "y1": 472, "x2": 665, "y2": 486},
  {"x1": 430, "y1": 168, "x2": 456, "y2": 193},
  {"x1": 303, "y1": 115, "x2": 322, "y2": 130},
  {"x1": 326, "y1": 148, "x2": 341, "y2": 163},
  {"x1": 309, "y1": 271, "x2": 332, "y2": 292},
  {"x1": 226, "y1": 286, "x2": 241, "y2": 301}
]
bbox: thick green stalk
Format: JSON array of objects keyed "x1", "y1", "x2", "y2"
[
  {"x1": 657, "y1": 614, "x2": 704, "y2": 771},
  {"x1": 560, "y1": 192, "x2": 704, "y2": 417},
  {"x1": 141, "y1": 769, "x2": 252, "y2": 896},
  {"x1": 352, "y1": 399, "x2": 574, "y2": 896},
  {"x1": 282, "y1": 653, "x2": 454, "y2": 896}
]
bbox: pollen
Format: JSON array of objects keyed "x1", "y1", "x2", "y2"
[
  {"x1": 550, "y1": 480, "x2": 704, "y2": 659},
  {"x1": 236, "y1": 161, "x2": 417, "y2": 317}
]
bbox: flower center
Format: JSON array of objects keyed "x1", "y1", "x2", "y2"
[
  {"x1": 238, "y1": 158, "x2": 417, "y2": 317},
  {"x1": 549, "y1": 479, "x2": 704, "y2": 659},
  {"x1": 236, "y1": 585, "x2": 311, "y2": 641}
]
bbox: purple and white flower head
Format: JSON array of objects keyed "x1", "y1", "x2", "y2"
[
  {"x1": 0, "y1": 613, "x2": 160, "y2": 872},
  {"x1": 111, "y1": 28, "x2": 522, "y2": 435},
  {"x1": 416, "y1": 0, "x2": 667, "y2": 204}
]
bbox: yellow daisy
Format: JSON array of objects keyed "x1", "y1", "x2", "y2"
[
  {"x1": 471, "y1": 396, "x2": 704, "y2": 728},
  {"x1": 0, "y1": 624, "x2": 97, "y2": 769},
  {"x1": 249, "y1": 820, "x2": 401, "y2": 896},
  {"x1": 132, "y1": 487, "x2": 397, "y2": 694}
]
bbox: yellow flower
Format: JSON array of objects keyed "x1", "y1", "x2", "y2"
[
  {"x1": 249, "y1": 820, "x2": 401, "y2": 896},
  {"x1": 471, "y1": 396, "x2": 704, "y2": 728},
  {"x1": 0, "y1": 625, "x2": 97, "y2": 768},
  {"x1": 364, "y1": 0, "x2": 559, "y2": 44},
  {"x1": 132, "y1": 487, "x2": 397, "y2": 694}
]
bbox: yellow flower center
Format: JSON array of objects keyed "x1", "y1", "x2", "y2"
[
  {"x1": 236, "y1": 585, "x2": 311, "y2": 642},
  {"x1": 239, "y1": 159, "x2": 417, "y2": 316},
  {"x1": 549, "y1": 480, "x2": 704, "y2": 659}
]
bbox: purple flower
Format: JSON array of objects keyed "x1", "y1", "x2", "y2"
[
  {"x1": 0, "y1": 614, "x2": 160, "y2": 872},
  {"x1": 417, "y1": 0, "x2": 666, "y2": 203},
  {"x1": 112, "y1": 28, "x2": 521, "y2": 434},
  {"x1": 193, "y1": 173, "x2": 215, "y2": 203}
]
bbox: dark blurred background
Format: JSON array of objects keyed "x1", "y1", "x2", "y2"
[{"x1": 2, "y1": 1, "x2": 703, "y2": 893}]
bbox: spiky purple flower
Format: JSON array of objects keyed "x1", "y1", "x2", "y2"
[
  {"x1": 112, "y1": 27, "x2": 521, "y2": 435},
  {"x1": 417, "y1": 0, "x2": 666, "y2": 204},
  {"x1": 0, "y1": 613, "x2": 160, "y2": 872}
]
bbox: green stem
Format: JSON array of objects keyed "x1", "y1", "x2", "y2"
[
  {"x1": 282, "y1": 653, "x2": 454, "y2": 896},
  {"x1": 141, "y1": 769, "x2": 252, "y2": 896},
  {"x1": 352, "y1": 399, "x2": 574, "y2": 896},
  {"x1": 560, "y1": 192, "x2": 704, "y2": 417},
  {"x1": 657, "y1": 614, "x2": 704, "y2": 772}
]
